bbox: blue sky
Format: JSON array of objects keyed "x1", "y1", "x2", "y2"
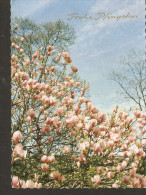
[{"x1": 11, "y1": 0, "x2": 145, "y2": 112}]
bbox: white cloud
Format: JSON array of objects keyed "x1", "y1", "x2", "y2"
[
  {"x1": 71, "y1": 0, "x2": 144, "y2": 64},
  {"x1": 90, "y1": 0, "x2": 144, "y2": 17},
  {"x1": 74, "y1": 0, "x2": 144, "y2": 44},
  {"x1": 11, "y1": 0, "x2": 53, "y2": 18}
]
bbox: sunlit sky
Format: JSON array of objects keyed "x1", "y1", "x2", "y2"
[{"x1": 11, "y1": 0, "x2": 145, "y2": 113}]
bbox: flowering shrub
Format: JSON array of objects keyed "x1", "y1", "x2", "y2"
[{"x1": 11, "y1": 25, "x2": 146, "y2": 188}]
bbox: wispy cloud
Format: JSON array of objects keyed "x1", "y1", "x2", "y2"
[
  {"x1": 75, "y1": 0, "x2": 144, "y2": 44},
  {"x1": 90, "y1": 0, "x2": 144, "y2": 16},
  {"x1": 11, "y1": 0, "x2": 53, "y2": 18}
]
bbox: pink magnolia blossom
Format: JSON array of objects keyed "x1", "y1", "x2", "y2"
[
  {"x1": 121, "y1": 161, "x2": 127, "y2": 169},
  {"x1": 122, "y1": 112, "x2": 129, "y2": 119},
  {"x1": 117, "y1": 165, "x2": 121, "y2": 172},
  {"x1": 125, "y1": 116, "x2": 132, "y2": 125},
  {"x1": 131, "y1": 178, "x2": 140, "y2": 188},
  {"x1": 12, "y1": 176, "x2": 19, "y2": 188},
  {"x1": 70, "y1": 130, "x2": 76, "y2": 136},
  {"x1": 77, "y1": 123, "x2": 83, "y2": 130},
  {"x1": 14, "y1": 24, "x2": 19, "y2": 30},
  {"x1": 50, "y1": 66, "x2": 55, "y2": 72},
  {"x1": 91, "y1": 175, "x2": 101, "y2": 185},
  {"x1": 109, "y1": 153, "x2": 115, "y2": 157},
  {"x1": 93, "y1": 127, "x2": 101, "y2": 136},
  {"x1": 66, "y1": 115, "x2": 78, "y2": 127},
  {"x1": 62, "y1": 61, "x2": 65, "y2": 65},
  {"x1": 62, "y1": 52, "x2": 72, "y2": 64},
  {"x1": 64, "y1": 146, "x2": 71, "y2": 154},
  {"x1": 100, "y1": 139, "x2": 107, "y2": 151},
  {"x1": 26, "y1": 116, "x2": 31, "y2": 123},
  {"x1": 77, "y1": 161, "x2": 81, "y2": 168},
  {"x1": 48, "y1": 96, "x2": 58, "y2": 106},
  {"x1": 62, "y1": 52, "x2": 69, "y2": 58},
  {"x1": 13, "y1": 143, "x2": 27, "y2": 159},
  {"x1": 12, "y1": 131, "x2": 22, "y2": 143},
  {"x1": 41, "y1": 163, "x2": 49, "y2": 172},
  {"x1": 20, "y1": 49, "x2": 23, "y2": 53},
  {"x1": 79, "y1": 153, "x2": 86, "y2": 162},
  {"x1": 78, "y1": 141, "x2": 89, "y2": 151},
  {"x1": 76, "y1": 82, "x2": 80, "y2": 87},
  {"x1": 131, "y1": 162, "x2": 137, "y2": 169},
  {"x1": 108, "y1": 140, "x2": 114, "y2": 148},
  {"x1": 50, "y1": 171, "x2": 61, "y2": 180},
  {"x1": 25, "y1": 180, "x2": 34, "y2": 188},
  {"x1": 107, "y1": 172, "x2": 114, "y2": 179},
  {"x1": 129, "y1": 169, "x2": 136, "y2": 177},
  {"x1": 48, "y1": 136, "x2": 53, "y2": 142},
  {"x1": 11, "y1": 42, "x2": 15, "y2": 47},
  {"x1": 41, "y1": 155, "x2": 48, "y2": 163},
  {"x1": 71, "y1": 65, "x2": 78, "y2": 73},
  {"x1": 58, "y1": 175, "x2": 65, "y2": 183},
  {"x1": 99, "y1": 125, "x2": 107, "y2": 131},
  {"x1": 21, "y1": 180, "x2": 42, "y2": 188},
  {"x1": 34, "y1": 182, "x2": 42, "y2": 188},
  {"x1": 48, "y1": 155, "x2": 55, "y2": 163},
  {"x1": 97, "y1": 167, "x2": 103, "y2": 174},
  {"x1": 110, "y1": 133, "x2": 121, "y2": 142},
  {"x1": 97, "y1": 111, "x2": 106, "y2": 122},
  {"x1": 27, "y1": 108, "x2": 36, "y2": 118},
  {"x1": 117, "y1": 110, "x2": 123, "y2": 117},
  {"x1": 20, "y1": 37, "x2": 24, "y2": 42},
  {"x1": 93, "y1": 143, "x2": 101, "y2": 153},
  {"x1": 86, "y1": 102, "x2": 94, "y2": 111},
  {"x1": 39, "y1": 66, "x2": 44, "y2": 71},
  {"x1": 47, "y1": 52, "x2": 51, "y2": 56},
  {"x1": 112, "y1": 183, "x2": 118, "y2": 188},
  {"x1": 14, "y1": 44, "x2": 18, "y2": 50},
  {"x1": 123, "y1": 175, "x2": 130, "y2": 184},
  {"x1": 134, "y1": 110, "x2": 143, "y2": 118},
  {"x1": 47, "y1": 45, "x2": 54, "y2": 51}
]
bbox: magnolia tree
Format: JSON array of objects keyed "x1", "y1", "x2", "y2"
[{"x1": 11, "y1": 24, "x2": 146, "y2": 188}]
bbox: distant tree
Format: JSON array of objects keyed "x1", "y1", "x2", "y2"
[
  {"x1": 110, "y1": 50, "x2": 146, "y2": 111},
  {"x1": 11, "y1": 17, "x2": 76, "y2": 58}
]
